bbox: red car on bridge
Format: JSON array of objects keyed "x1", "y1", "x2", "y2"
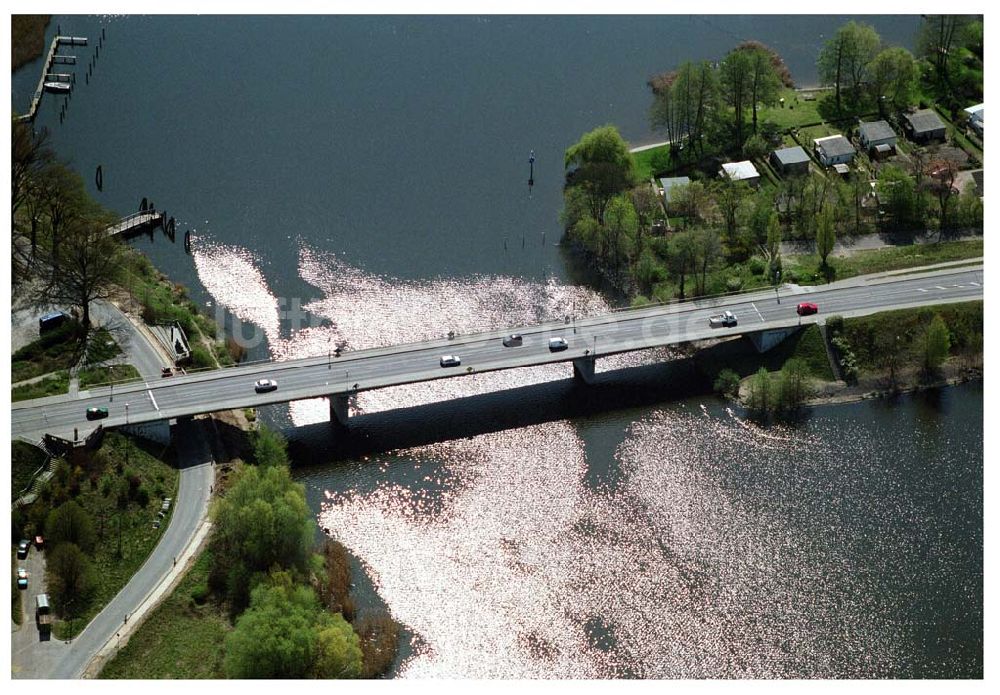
[{"x1": 796, "y1": 302, "x2": 819, "y2": 316}]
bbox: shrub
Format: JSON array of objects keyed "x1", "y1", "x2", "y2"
[
  {"x1": 748, "y1": 257, "x2": 766, "y2": 276},
  {"x1": 726, "y1": 276, "x2": 744, "y2": 292},
  {"x1": 45, "y1": 500, "x2": 97, "y2": 553},
  {"x1": 135, "y1": 485, "x2": 151, "y2": 509},
  {"x1": 826, "y1": 314, "x2": 845, "y2": 337},
  {"x1": 189, "y1": 345, "x2": 215, "y2": 370},
  {"x1": 713, "y1": 369, "x2": 741, "y2": 397}
]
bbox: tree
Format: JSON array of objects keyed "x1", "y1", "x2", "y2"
[
  {"x1": 604, "y1": 194, "x2": 638, "y2": 280},
  {"x1": 669, "y1": 180, "x2": 712, "y2": 226},
  {"x1": 714, "y1": 178, "x2": 750, "y2": 249},
  {"x1": 747, "y1": 367, "x2": 771, "y2": 414},
  {"x1": 918, "y1": 15, "x2": 973, "y2": 89},
  {"x1": 777, "y1": 358, "x2": 812, "y2": 410},
  {"x1": 564, "y1": 126, "x2": 635, "y2": 225},
  {"x1": 11, "y1": 119, "x2": 52, "y2": 231},
  {"x1": 764, "y1": 210, "x2": 782, "y2": 273},
  {"x1": 719, "y1": 48, "x2": 754, "y2": 150},
  {"x1": 313, "y1": 613, "x2": 364, "y2": 679},
  {"x1": 45, "y1": 500, "x2": 97, "y2": 554},
  {"x1": 921, "y1": 314, "x2": 951, "y2": 375},
  {"x1": 649, "y1": 61, "x2": 719, "y2": 161},
  {"x1": 735, "y1": 42, "x2": 783, "y2": 136},
  {"x1": 224, "y1": 576, "x2": 323, "y2": 679},
  {"x1": 955, "y1": 181, "x2": 983, "y2": 230},
  {"x1": 46, "y1": 542, "x2": 97, "y2": 615},
  {"x1": 878, "y1": 165, "x2": 920, "y2": 232},
  {"x1": 209, "y1": 455, "x2": 314, "y2": 611},
  {"x1": 875, "y1": 331, "x2": 906, "y2": 390},
  {"x1": 818, "y1": 22, "x2": 882, "y2": 111},
  {"x1": 629, "y1": 185, "x2": 659, "y2": 259},
  {"x1": 924, "y1": 159, "x2": 960, "y2": 236},
  {"x1": 693, "y1": 227, "x2": 722, "y2": 295},
  {"x1": 815, "y1": 207, "x2": 836, "y2": 268},
  {"x1": 252, "y1": 426, "x2": 289, "y2": 468},
  {"x1": 37, "y1": 213, "x2": 124, "y2": 329},
  {"x1": 666, "y1": 230, "x2": 698, "y2": 300},
  {"x1": 867, "y1": 47, "x2": 917, "y2": 114}
]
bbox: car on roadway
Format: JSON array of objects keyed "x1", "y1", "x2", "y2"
[
  {"x1": 440, "y1": 355, "x2": 462, "y2": 368},
  {"x1": 254, "y1": 379, "x2": 278, "y2": 393},
  {"x1": 708, "y1": 311, "x2": 738, "y2": 328},
  {"x1": 502, "y1": 334, "x2": 523, "y2": 347},
  {"x1": 796, "y1": 302, "x2": 819, "y2": 316},
  {"x1": 17, "y1": 540, "x2": 30, "y2": 559},
  {"x1": 548, "y1": 337, "x2": 569, "y2": 352},
  {"x1": 86, "y1": 406, "x2": 109, "y2": 420},
  {"x1": 17, "y1": 568, "x2": 28, "y2": 590}
]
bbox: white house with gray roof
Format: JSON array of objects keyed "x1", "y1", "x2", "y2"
[{"x1": 813, "y1": 135, "x2": 856, "y2": 167}]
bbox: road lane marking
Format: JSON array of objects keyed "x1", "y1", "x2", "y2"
[
  {"x1": 148, "y1": 389, "x2": 160, "y2": 411},
  {"x1": 751, "y1": 302, "x2": 765, "y2": 323},
  {"x1": 918, "y1": 288, "x2": 928, "y2": 292},
  {"x1": 935, "y1": 286, "x2": 947, "y2": 290}
]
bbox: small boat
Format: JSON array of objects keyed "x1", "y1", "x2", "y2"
[{"x1": 43, "y1": 81, "x2": 72, "y2": 93}]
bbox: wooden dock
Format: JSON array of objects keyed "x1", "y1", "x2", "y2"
[
  {"x1": 16, "y1": 35, "x2": 87, "y2": 123},
  {"x1": 105, "y1": 210, "x2": 166, "y2": 238}
]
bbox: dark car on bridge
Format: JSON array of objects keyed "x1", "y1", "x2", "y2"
[
  {"x1": 254, "y1": 379, "x2": 278, "y2": 393},
  {"x1": 502, "y1": 334, "x2": 523, "y2": 347},
  {"x1": 86, "y1": 406, "x2": 109, "y2": 420},
  {"x1": 796, "y1": 302, "x2": 819, "y2": 316}
]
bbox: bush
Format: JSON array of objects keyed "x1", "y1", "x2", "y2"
[
  {"x1": 46, "y1": 542, "x2": 97, "y2": 615},
  {"x1": 748, "y1": 257, "x2": 766, "y2": 276},
  {"x1": 135, "y1": 485, "x2": 151, "y2": 509},
  {"x1": 826, "y1": 314, "x2": 845, "y2": 337},
  {"x1": 46, "y1": 500, "x2": 97, "y2": 554},
  {"x1": 190, "y1": 582, "x2": 210, "y2": 606},
  {"x1": 189, "y1": 345, "x2": 215, "y2": 370},
  {"x1": 713, "y1": 369, "x2": 741, "y2": 397},
  {"x1": 726, "y1": 276, "x2": 744, "y2": 292}
]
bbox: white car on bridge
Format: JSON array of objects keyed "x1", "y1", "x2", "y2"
[
  {"x1": 708, "y1": 311, "x2": 738, "y2": 328},
  {"x1": 254, "y1": 379, "x2": 278, "y2": 393},
  {"x1": 440, "y1": 355, "x2": 461, "y2": 368}
]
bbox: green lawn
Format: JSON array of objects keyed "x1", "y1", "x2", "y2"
[
  {"x1": 100, "y1": 549, "x2": 229, "y2": 679},
  {"x1": 632, "y1": 144, "x2": 671, "y2": 182},
  {"x1": 783, "y1": 238, "x2": 983, "y2": 285},
  {"x1": 758, "y1": 88, "x2": 823, "y2": 129},
  {"x1": 85, "y1": 328, "x2": 124, "y2": 365},
  {"x1": 12, "y1": 371, "x2": 70, "y2": 402},
  {"x1": 12, "y1": 321, "x2": 83, "y2": 382},
  {"x1": 78, "y1": 364, "x2": 141, "y2": 389},
  {"x1": 51, "y1": 434, "x2": 179, "y2": 639}
]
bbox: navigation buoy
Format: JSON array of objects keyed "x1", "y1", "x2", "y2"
[
  {"x1": 184, "y1": 229, "x2": 192, "y2": 253},
  {"x1": 95, "y1": 165, "x2": 103, "y2": 192},
  {"x1": 528, "y1": 150, "x2": 535, "y2": 198}
]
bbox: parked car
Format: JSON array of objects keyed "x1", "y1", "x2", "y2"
[
  {"x1": 17, "y1": 540, "x2": 30, "y2": 559},
  {"x1": 86, "y1": 406, "x2": 109, "y2": 420},
  {"x1": 38, "y1": 311, "x2": 70, "y2": 334},
  {"x1": 161, "y1": 367, "x2": 173, "y2": 378},
  {"x1": 17, "y1": 568, "x2": 28, "y2": 590},
  {"x1": 502, "y1": 334, "x2": 523, "y2": 347},
  {"x1": 548, "y1": 337, "x2": 569, "y2": 352},
  {"x1": 34, "y1": 535, "x2": 44, "y2": 550},
  {"x1": 796, "y1": 302, "x2": 819, "y2": 316},
  {"x1": 708, "y1": 311, "x2": 738, "y2": 328},
  {"x1": 440, "y1": 355, "x2": 462, "y2": 368},
  {"x1": 254, "y1": 379, "x2": 278, "y2": 393}
]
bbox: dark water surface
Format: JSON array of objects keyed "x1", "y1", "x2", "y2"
[{"x1": 13, "y1": 14, "x2": 980, "y2": 678}]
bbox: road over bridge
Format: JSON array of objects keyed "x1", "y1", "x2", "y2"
[{"x1": 11, "y1": 264, "x2": 983, "y2": 442}]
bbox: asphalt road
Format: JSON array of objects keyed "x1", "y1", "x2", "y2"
[
  {"x1": 11, "y1": 301, "x2": 215, "y2": 680},
  {"x1": 11, "y1": 265, "x2": 983, "y2": 442}
]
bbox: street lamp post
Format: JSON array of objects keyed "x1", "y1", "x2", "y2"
[{"x1": 124, "y1": 402, "x2": 129, "y2": 424}]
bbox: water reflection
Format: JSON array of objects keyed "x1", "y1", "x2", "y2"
[{"x1": 193, "y1": 240, "x2": 981, "y2": 679}]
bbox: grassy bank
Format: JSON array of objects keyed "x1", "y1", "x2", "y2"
[
  {"x1": 40, "y1": 434, "x2": 180, "y2": 640},
  {"x1": 100, "y1": 550, "x2": 229, "y2": 679},
  {"x1": 12, "y1": 320, "x2": 84, "y2": 382},
  {"x1": 119, "y1": 249, "x2": 239, "y2": 370},
  {"x1": 12, "y1": 15, "x2": 50, "y2": 71},
  {"x1": 784, "y1": 238, "x2": 983, "y2": 285},
  {"x1": 12, "y1": 371, "x2": 71, "y2": 402},
  {"x1": 12, "y1": 440, "x2": 49, "y2": 503},
  {"x1": 695, "y1": 323, "x2": 833, "y2": 384},
  {"x1": 78, "y1": 364, "x2": 142, "y2": 389},
  {"x1": 840, "y1": 301, "x2": 982, "y2": 377}
]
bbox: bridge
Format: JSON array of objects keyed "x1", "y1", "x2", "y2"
[
  {"x1": 105, "y1": 209, "x2": 166, "y2": 238},
  {"x1": 10, "y1": 264, "x2": 982, "y2": 443}
]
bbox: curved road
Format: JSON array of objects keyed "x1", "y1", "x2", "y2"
[{"x1": 11, "y1": 300, "x2": 215, "y2": 679}]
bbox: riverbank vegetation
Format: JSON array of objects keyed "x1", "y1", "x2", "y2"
[
  {"x1": 10, "y1": 433, "x2": 179, "y2": 639},
  {"x1": 11, "y1": 15, "x2": 50, "y2": 71},
  {"x1": 562, "y1": 16, "x2": 982, "y2": 304},
  {"x1": 101, "y1": 426, "x2": 402, "y2": 679}
]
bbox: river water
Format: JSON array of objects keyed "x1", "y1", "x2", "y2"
[{"x1": 13, "y1": 14, "x2": 981, "y2": 678}]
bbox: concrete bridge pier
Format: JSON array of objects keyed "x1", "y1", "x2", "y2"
[
  {"x1": 329, "y1": 393, "x2": 350, "y2": 428},
  {"x1": 573, "y1": 356, "x2": 596, "y2": 385},
  {"x1": 747, "y1": 326, "x2": 801, "y2": 353}
]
